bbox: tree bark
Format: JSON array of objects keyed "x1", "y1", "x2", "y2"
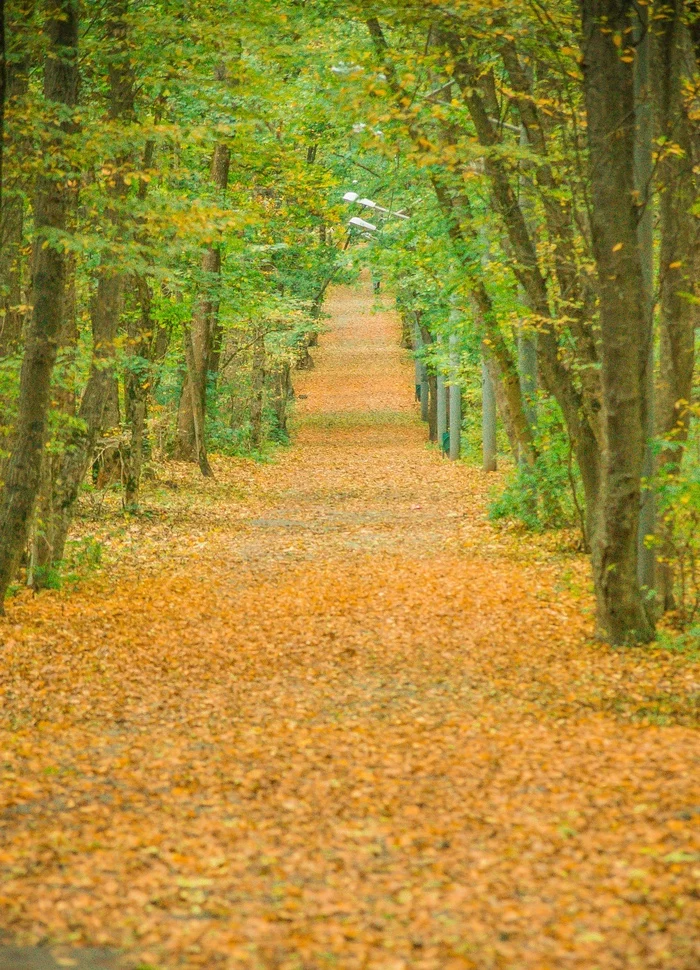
[
  {"x1": 0, "y1": 0, "x2": 78, "y2": 608},
  {"x1": 122, "y1": 122, "x2": 166, "y2": 504},
  {"x1": 270, "y1": 361, "x2": 292, "y2": 440},
  {"x1": 250, "y1": 329, "x2": 265, "y2": 450},
  {"x1": 653, "y1": 0, "x2": 698, "y2": 609},
  {"x1": 634, "y1": 5, "x2": 656, "y2": 596},
  {"x1": 0, "y1": 0, "x2": 5, "y2": 214},
  {"x1": 0, "y1": 33, "x2": 30, "y2": 357},
  {"x1": 430, "y1": 174, "x2": 538, "y2": 468},
  {"x1": 123, "y1": 276, "x2": 151, "y2": 505},
  {"x1": 581, "y1": 0, "x2": 654, "y2": 643},
  {"x1": 175, "y1": 142, "x2": 230, "y2": 461},
  {"x1": 482, "y1": 357, "x2": 497, "y2": 472},
  {"x1": 183, "y1": 317, "x2": 213, "y2": 476},
  {"x1": 41, "y1": 0, "x2": 133, "y2": 567},
  {"x1": 436, "y1": 34, "x2": 602, "y2": 521},
  {"x1": 484, "y1": 349, "x2": 519, "y2": 462}
]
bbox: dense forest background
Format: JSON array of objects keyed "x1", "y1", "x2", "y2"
[{"x1": 0, "y1": 0, "x2": 698, "y2": 645}]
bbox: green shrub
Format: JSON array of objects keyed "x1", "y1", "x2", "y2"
[
  {"x1": 655, "y1": 456, "x2": 700, "y2": 627},
  {"x1": 489, "y1": 399, "x2": 585, "y2": 536}
]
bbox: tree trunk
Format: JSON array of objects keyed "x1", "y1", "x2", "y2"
[
  {"x1": 121, "y1": 125, "x2": 166, "y2": 503},
  {"x1": 443, "y1": 36, "x2": 602, "y2": 532},
  {"x1": 581, "y1": 0, "x2": 654, "y2": 643},
  {"x1": 482, "y1": 358, "x2": 497, "y2": 472},
  {"x1": 429, "y1": 175, "x2": 538, "y2": 469},
  {"x1": 30, "y1": 217, "x2": 80, "y2": 584},
  {"x1": 365, "y1": 18, "x2": 538, "y2": 469},
  {"x1": 517, "y1": 327, "x2": 537, "y2": 443},
  {"x1": 427, "y1": 372, "x2": 437, "y2": 441},
  {"x1": 175, "y1": 142, "x2": 229, "y2": 460},
  {"x1": 271, "y1": 361, "x2": 292, "y2": 440},
  {"x1": 0, "y1": 0, "x2": 5, "y2": 213},
  {"x1": 41, "y1": 0, "x2": 133, "y2": 567},
  {"x1": 0, "y1": 41, "x2": 30, "y2": 357},
  {"x1": 634, "y1": 5, "x2": 656, "y2": 596},
  {"x1": 653, "y1": 1, "x2": 698, "y2": 609},
  {"x1": 484, "y1": 350, "x2": 519, "y2": 462},
  {"x1": 250, "y1": 329, "x2": 265, "y2": 450},
  {"x1": 183, "y1": 318, "x2": 213, "y2": 477},
  {"x1": 123, "y1": 277, "x2": 151, "y2": 505},
  {"x1": 0, "y1": 0, "x2": 78, "y2": 609}
]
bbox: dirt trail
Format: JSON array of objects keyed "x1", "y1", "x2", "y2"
[{"x1": 0, "y1": 279, "x2": 698, "y2": 970}]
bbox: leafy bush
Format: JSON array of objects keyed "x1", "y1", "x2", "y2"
[
  {"x1": 655, "y1": 456, "x2": 700, "y2": 627},
  {"x1": 489, "y1": 399, "x2": 585, "y2": 536}
]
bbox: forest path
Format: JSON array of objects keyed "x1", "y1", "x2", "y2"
[{"x1": 0, "y1": 277, "x2": 698, "y2": 970}]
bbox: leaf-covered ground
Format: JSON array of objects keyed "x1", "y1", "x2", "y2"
[{"x1": 0, "y1": 280, "x2": 698, "y2": 970}]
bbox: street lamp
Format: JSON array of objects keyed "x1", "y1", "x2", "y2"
[
  {"x1": 348, "y1": 215, "x2": 377, "y2": 231},
  {"x1": 343, "y1": 191, "x2": 409, "y2": 220}
]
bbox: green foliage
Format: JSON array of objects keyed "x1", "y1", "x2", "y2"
[
  {"x1": 489, "y1": 400, "x2": 584, "y2": 534},
  {"x1": 655, "y1": 448, "x2": 700, "y2": 627},
  {"x1": 57, "y1": 536, "x2": 105, "y2": 589},
  {"x1": 656, "y1": 625, "x2": 700, "y2": 662}
]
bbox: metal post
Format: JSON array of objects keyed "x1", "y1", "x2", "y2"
[
  {"x1": 482, "y1": 357, "x2": 497, "y2": 471},
  {"x1": 449, "y1": 333, "x2": 461, "y2": 461}
]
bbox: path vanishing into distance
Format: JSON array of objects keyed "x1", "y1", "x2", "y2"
[{"x1": 0, "y1": 279, "x2": 698, "y2": 970}]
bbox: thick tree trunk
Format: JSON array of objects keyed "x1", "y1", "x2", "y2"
[
  {"x1": 30, "y1": 224, "x2": 79, "y2": 583},
  {"x1": 0, "y1": 46, "x2": 30, "y2": 357},
  {"x1": 582, "y1": 0, "x2": 654, "y2": 643},
  {"x1": 121, "y1": 127, "x2": 166, "y2": 503},
  {"x1": 0, "y1": 0, "x2": 77, "y2": 608},
  {"x1": 41, "y1": 0, "x2": 133, "y2": 567},
  {"x1": 653, "y1": 1, "x2": 698, "y2": 610},
  {"x1": 634, "y1": 6, "x2": 656, "y2": 596},
  {"x1": 0, "y1": 0, "x2": 5, "y2": 213},
  {"x1": 175, "y1": 142, "x2": 229, "y2": 461},
  {"x1": 183, "y1": 318, "x2": 213, "y2": 477}
]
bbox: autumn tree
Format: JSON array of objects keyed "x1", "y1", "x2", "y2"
[{"x1": 0, "y1": 0, "x2": 78, "y2": 609}]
